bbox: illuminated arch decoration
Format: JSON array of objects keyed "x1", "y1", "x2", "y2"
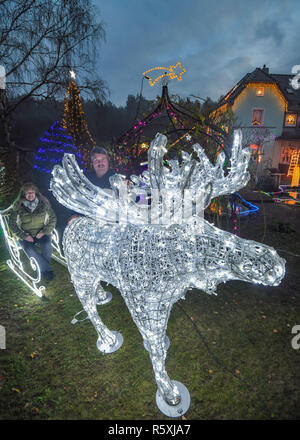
[
  {"x1": 115, "y1": 80, "x2": 258, "y2": 232},
  {"x1": 114, "y1": 70, "x2": 257, "y2": 228},
  {"x1": 115, "y1": 83, "x2": 231, "y2": 177},
  {"x1": 143, "y1": 62, "x2": 186, "y2": 87}
]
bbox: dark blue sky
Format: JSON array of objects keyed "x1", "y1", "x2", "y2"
[{"x1": 93, "y1": 0, "x2": 299, "y2": 107}]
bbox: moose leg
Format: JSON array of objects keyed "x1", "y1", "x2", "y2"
[
  {"x1": 143, "y1": 334, "x2": 170, "y2": 352},
  {"x1": 121, "y1": 291, "x2": 190, "y2": 417},
  {"x1": 95, "y1": 280, "x2": 112, "y2": 306},
  {"x1": 144, "y1": 326, "x2": 190, "y2": 417},
  {"x1": 72, "y1": 275, "x2": 123, "y2": 354}
]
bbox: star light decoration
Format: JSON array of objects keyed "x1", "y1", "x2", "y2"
[
  {"x1": 143, "y1": 62, "x2": 186, "y2": 87},
  {"x1": 50, "y1": 130, "x2": 285, "y2": 417},
  {"x1": 70, "y1": 69, "x2": 76, "y2": 79}
]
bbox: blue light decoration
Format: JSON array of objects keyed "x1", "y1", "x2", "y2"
[
  {"x1": 230, "y1": 192, "x2": 259, "y2": 217},
  {"x1": 34, "y1": 121, "x2": 84, "y2": 174}
]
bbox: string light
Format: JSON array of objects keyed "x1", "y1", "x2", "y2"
[
  {"x1": 236, "y1": 83, "x2": 287, "y2": 112},
  {"x1": 34, "y1": 121, "x2": 83, "y2": 174},
  {"x1": 216, "y1": 82, "x2": 288, "y2": 114},
  {"x1": 62, "y1": 77, "x2": 96, "y2": 170},
  {"x1": 169, "y1": 127, "x2": 195, "y2": 147},
  {"x1": 143, "y1": 62, "x2": 186, "y2": 87},
  {"x1": 50, "y1": 130, "x2": 285, "y2": 417},
  {"x1": 261, "y1": 183, "x2": 300, "y2": 205}
]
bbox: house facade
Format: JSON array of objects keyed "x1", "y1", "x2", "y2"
[{"x1": 214, "y1": 66, "x2": 300, "y2": 181}]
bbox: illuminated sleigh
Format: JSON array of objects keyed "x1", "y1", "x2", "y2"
[
  {"x1": 50, "y1": 131, "x2": 285, "y2": 417},
  {"x1": 0, "y1": 204, "x2": 67, "y2": 298}
]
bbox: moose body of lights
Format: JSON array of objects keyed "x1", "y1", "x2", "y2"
[{"x1": 50, "y1": 131, "x2": 285, "y2": 417}]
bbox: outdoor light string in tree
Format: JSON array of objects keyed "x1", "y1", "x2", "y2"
[
  {"x1": 34, "y1": 121, "x2": 83, "y2": 175},
  {"x1": 50, "y1": 129, "x2": 285, "y2": 418},
  {"x1": 62, "y1": 70, "x2": 96, "y2": 171}
]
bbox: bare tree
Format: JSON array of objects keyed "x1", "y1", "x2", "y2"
[{"x1": 0, "y1": 0, "x2": 108, "y2": 152}]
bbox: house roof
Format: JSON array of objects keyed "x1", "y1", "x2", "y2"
[
  {"x1": 271, "y1": 73, "x2": 300, "y2": 111},
  {"x1": 217, "y1": 67, "x2": 300, "y2": 112}
]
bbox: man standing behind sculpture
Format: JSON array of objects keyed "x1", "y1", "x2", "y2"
[
  {"x1": 67, "y1": 147, "x2": 115, "y2": 224},
  {"x1": 9, "y1": 183, "x2": 57, "y2": 281},
  {"x1": 87, "y1": 146, "x2": 115, "y2": 188}
]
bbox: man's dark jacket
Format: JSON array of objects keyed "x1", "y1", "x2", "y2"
[
  {"x1": 86, "y1": 169, "x2": 115, "y2": 189},
  {"x1": 67, "y1": 169, "x2": 115, "y2": 219}
]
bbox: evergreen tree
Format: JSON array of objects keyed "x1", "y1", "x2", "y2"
[
  {"x1": 62, "y1": 72, "x2": 96, "y2": 170},
  {"x1": 34, "y1": 120, "x2": 83, "y2": 175}
]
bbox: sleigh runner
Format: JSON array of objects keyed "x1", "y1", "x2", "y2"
[{"x1": 0, "y1": 203, "x2": 67, "y2": 297}]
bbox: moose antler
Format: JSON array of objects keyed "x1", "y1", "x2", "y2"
[
  {"x1": 50, "y1": 151, "x2": 157, "y2": 225},
  {"x1": 50, "y1": 130, "x2": 249, "y2": 225},
  {"x1": 131, "y1": 133, "x2": 196, "y2": 193},
  {"x1": 133, "y1": 129, "x2": 250, "y2": 212},
  {"x1": 191, "y1": 129, "x2": 250, "y2": 208},
  {"x1": 50, "y1": 154, "x2": 120, "y2": 223}
]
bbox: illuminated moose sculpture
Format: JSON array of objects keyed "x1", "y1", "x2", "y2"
[{"x1": 50, "y1": 131, "x2": 285, "y2": 417}]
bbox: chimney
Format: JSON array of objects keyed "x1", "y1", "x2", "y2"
[{"x1": 262, "y1": 64, "x2": 269, "y2": 74}]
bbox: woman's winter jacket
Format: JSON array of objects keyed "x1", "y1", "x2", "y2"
[{"x1": 9, "y1": 198, "x2": 57, "y2": 239}]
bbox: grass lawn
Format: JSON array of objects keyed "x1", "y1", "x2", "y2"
[{"x1": 0, "y1": 200, "x2": 299, "y2": 420}]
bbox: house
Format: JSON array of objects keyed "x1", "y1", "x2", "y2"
[{"x1": 214, "y1": 65, "x2": 300, "y2": 183}]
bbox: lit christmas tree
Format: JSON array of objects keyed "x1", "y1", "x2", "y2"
[
  {"x1": 34, "y1": 120, "x2": 83, "y2": 174},
  {"x1": 62, "y1": 70, "x2": 96, "y2": 170}
]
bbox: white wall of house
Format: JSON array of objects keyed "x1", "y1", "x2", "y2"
[
  {"x1": 272, "y1": 140, "x2": 282, "y2": 168},
  {"x1": 231, "y1": 84, "x2": 286, "y2": 170}
]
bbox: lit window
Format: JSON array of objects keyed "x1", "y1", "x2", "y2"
[
  {"x1": 256, "y1": 87, "x2": 264, "y2": 96},
  {"x1": 285, "y1": 114, "x2": 296, "y2": 127},
  {"x1": 252, "y1": 109, "x2": 264, "y2": 126},
  {"x1": 250, "y1": 144, "x2": 263, "y2": 163}
]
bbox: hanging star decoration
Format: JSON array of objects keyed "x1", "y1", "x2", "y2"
[
  {"x1": 70, "y1": 70, "x2": 76, "y2": 80},
  {"x1": 143, "y1": 62, "x2": 186, "y2": 86}
]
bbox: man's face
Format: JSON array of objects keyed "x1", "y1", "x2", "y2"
[
  {"x1": 25, "y1": 189, "x2": 36, "y2": 202},
  {"x1": 92, "y1": 153, "x2": 109, "y2": 178}
]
